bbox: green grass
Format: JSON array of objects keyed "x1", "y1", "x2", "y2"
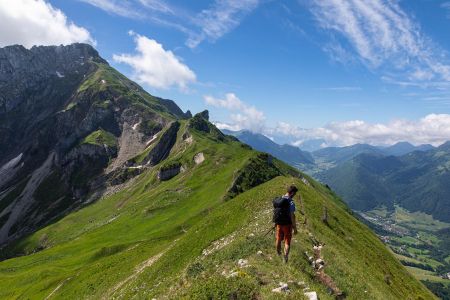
[
  {"x1": 0, "y1": 124, "x2": 435, "y2": 299},
  {"x1": 406, "y1": 267, "x2": 448, "y2": 283},
  {"x1": 81, "y1": 129, "x2": 117, "y2": 147},
  {"x1": 393, "y1": 206, "x2": 450, "y2": 231}
]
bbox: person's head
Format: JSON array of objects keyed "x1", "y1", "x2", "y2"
[{"x1": 287, "y1": 185, "x2": 298, "y2": 197}]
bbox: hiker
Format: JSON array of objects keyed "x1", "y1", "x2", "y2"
[{"x1": 273, "y1": 185, "x2": 299, "y2": 263}]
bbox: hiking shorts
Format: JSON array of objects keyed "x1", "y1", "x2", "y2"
[{"x1": 276, "y1": 224, "x2": 293, "y2": 246}]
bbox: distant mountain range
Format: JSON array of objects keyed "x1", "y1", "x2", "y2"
[
  {"x1": 320, "y1": 142, "x2": 450, "y2": 222},
  {"x1": 223, "y1": 129, "x2": 449, "y2": 222},
  {"x1": 222, "y1": 129, "x2": 315, "y2": 167}
]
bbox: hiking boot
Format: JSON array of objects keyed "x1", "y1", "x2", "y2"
[{"x1": 283, "y1": 254, "x2": 289, "y2": 263}]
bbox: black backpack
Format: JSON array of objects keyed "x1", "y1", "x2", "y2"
[{"x1": 272, "y1": 197, "x2": 292, "y2": 225}]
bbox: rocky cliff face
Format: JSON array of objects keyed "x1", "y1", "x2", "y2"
[{"x1": 0, "y1": 44, "x2": 189, "y2": 245}]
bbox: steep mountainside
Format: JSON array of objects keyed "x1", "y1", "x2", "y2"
[
  {"x1": 222, "y1": 129, "x2": 314, "y2": 167},
  {"x1": 320, "y1": 144, "x2": 450, "y2": 222},
  {"x1": 0, "y1": 44, "x2": 434, "y2": 300},
  {"x1": 0, "y1": 44, "x2": 190, "y2": 245}
]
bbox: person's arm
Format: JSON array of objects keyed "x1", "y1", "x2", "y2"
[{"x1": 291, "y1": 212, "x2": 297, "y2": 234}]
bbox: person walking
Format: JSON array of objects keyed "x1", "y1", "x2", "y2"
[{"x1": 273, "y1": 185, "x2": 299, "y2": 263}]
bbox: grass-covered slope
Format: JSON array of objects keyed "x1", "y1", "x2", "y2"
[{"x1": 0, "y1": 122, "x2": 434, "y2": 299}]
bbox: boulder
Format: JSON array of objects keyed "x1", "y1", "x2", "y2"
[
  {"x1": 304, "y1": 291, "x2": 318, "y2": 300},
  {"x1": 237, "y1": 259, "x2": 249, "y2": 268},
  {"x1": 193, "y1": 152, "x2": 205, "y2": 164}
]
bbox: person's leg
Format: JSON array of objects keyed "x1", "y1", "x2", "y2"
[
  {"x1": 275, "y1": 225, "x2": 283, "y2": 255},
  {"x1": 283, "y1": 225, "x2": 292, "y2": 263}
]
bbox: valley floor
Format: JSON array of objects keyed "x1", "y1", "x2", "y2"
[{"x1": 358, "y1": 206, "x2": 450, "y2": 299}]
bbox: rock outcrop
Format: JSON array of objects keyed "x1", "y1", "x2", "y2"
[{"x1": 157, "y1": 162, "x2": 182, "y2": 181}]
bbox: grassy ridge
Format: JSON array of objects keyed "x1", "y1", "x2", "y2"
[{"x1": 0, "y1": 123, "x2": 435, "y2": 299}]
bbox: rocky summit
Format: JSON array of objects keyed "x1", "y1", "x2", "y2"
[{"x1": 0, "y1": 44, "x2": 435, "y2": 300}]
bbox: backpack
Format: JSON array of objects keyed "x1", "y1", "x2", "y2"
[{"x1": 272, "y1": 196, "x2": 292, "y2": 225}]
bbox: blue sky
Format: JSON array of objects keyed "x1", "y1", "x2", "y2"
[{"x1": 2, "y1": 0, "x2": 450, "y2": 147}]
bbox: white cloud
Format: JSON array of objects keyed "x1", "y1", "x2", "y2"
[
  {"x1": 186, "y1": 0, "x2": 260, "y2": 48},
  {"x1": 0, "y1": 0, "x2": 94, "y2": 48},
  {"x1": 278, "y1": 114, "x2": 450, "y2": 147},
  {"x1": 205, "y1": 93, "x2": 450, "y2": 146},
  {"x1": 113, "y1": 32, "x2": 196, "y2": 90},
  {"x1": 309, "y1": 0, "x2": 450, "y2": 85},
  {"x1": 204, "y1": 93, "x2": 265, "y2": 132}
]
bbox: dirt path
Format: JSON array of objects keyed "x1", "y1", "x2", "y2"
[
  {"x1": 103, "y1": 242, "x2": 176, "y2": 300},
  {"x1": 44, "y1": 277, "x2": 73, "y2": 300}
]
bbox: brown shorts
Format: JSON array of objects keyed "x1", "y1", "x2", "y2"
[{"x1": 276, "y1": 224, "x2": 293, "y2": 246}]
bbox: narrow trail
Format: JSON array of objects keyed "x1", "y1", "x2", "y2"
[
  {"x1": 104, "y1": 240, "x2": 178, "y2": 300},
  {"x1": 103, "y1": 252, "x2": 165, "y2": 300},
  {"x1": 44, "y1": 277, "x2": 73, "y2": 300}
]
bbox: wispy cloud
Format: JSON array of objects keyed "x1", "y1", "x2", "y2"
[
  {"x1": 80, "y1": 0, "x2": 259, "y2": 48},
  {"x1": 186, "y1": 0, "x2": 260, "y2": 48},
  {"x1": 113, "y1": 31, "x2": 196, "y2": 90},
  {"x1": 138, "y1": 0, "x2": 174, "y2": 14},
  {"x1": 204, "y1": 93, "x2": 265, "y2": 132},
  {"x1": 79, "y1": 0, "x2": 144, "y2": 18},
  {"x1": 442, "y1": 2, "x2": 450, "y2": 19},
  {"x1": 309, "y1": 0, "x2": 450, "y2": 86}
]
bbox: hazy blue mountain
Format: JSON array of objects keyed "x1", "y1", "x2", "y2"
[
  {"x1": 379, "y1": 142, "x2": 435, "y2": 156},
  {"x1": 312, "y1": 143, "x2": 384, "y2": 165},
  {"x1": 222, "y1": 129, "x2": 314, "y2": 166},
  {"x1": 320, "y1": 144, "x2": 450, "y2": 222}
]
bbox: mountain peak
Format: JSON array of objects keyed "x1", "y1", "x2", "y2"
[{"x1": 438, "y1": 140, "x2": 450, "y2": 150}]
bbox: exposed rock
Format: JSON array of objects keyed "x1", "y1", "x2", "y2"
[
  {"x1": 301, "y1": 177, "x2": 311, "y2": 186},
  {"x1": 193, "y1": 152, "x2": 205, "y2": 164},
  {"x1": 157, "y1": 163, "x2": 181, "y2": 181},
  {"x1": 237, "y1": 259, "x2": 249, "y2": 268},
  {"x1": 202, "y1": 233, "x2": 236, "y2": 257},
  {"x1": 0, "y1": 152, "x2": 55, "y2": 244},
  {"x1": 228, "y1": 271, "x2": 239, "y2": 278},
  {"x1": 141, "y1": 121, "x2": 180, "y2": 166},
  {"x1": 272, "y1": 282, "x2": 289, "y2": 293},
  {"x1": 304, "y1": 291, "x2": 318, "y2": 300},
  {"x1": 198, "y1": 110, "x2": 209, "y2": 121},
  {"x1": 157, "y1": 97, "x2": 192, "y2": 119},
  {"x1": 0, "y1": 153, "x2": 23, "y2": 190}
]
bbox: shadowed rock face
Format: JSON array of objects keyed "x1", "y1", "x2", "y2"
[
  {"x1": 0, "y1": 44, "x2": 188, "y2": 246},
  {"x1": 142, "y1": 121, "x2": 180, "y2": 166},
  {"x1": 158, "y1": 164, "x2": 182, "y2": 181}
]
